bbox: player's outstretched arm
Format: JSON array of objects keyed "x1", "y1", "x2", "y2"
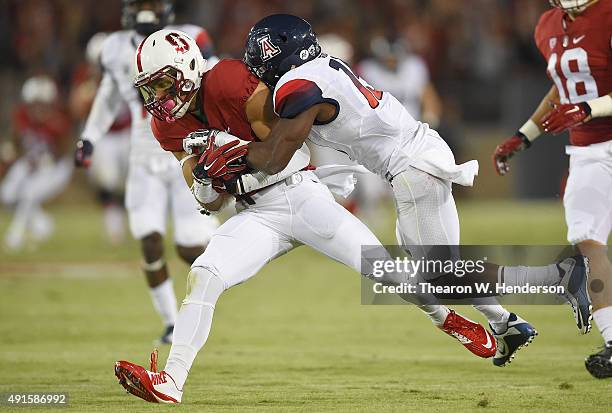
[
  {"x1": 493, "y1": 85, "x2": 559, "y2": 176},
  {"x1": 75, "y1": 73, "x2": 122, "y2": 167},
  {"x1": 246, "y1": 105, "x2": 320, "y2": 174}
]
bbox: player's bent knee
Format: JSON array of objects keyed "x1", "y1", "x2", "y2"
[
  {"x1": 141, "y1": 232, "x2": 164, "y2": 262},
  {"x1": 184, "y1": 266, "x2": 226, "y2": 307},
  {"x1": 176, "y1": 244, "x2": 205, "y2": 265}
]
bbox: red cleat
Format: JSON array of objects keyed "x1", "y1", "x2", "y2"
[
  {"x1": 114, "y1": 349, "x2": 182, "y2": 404},
  {"x1": 439, "y1": 310, "x2": 496, "y2": 358}
]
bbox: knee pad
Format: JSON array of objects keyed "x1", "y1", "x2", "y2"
[{"x1": 184, "y1": 266, "x2": 226, "y2": 308}]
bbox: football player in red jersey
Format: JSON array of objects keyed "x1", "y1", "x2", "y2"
[
  {"x1": 0, "y1": 76, "x2": 73, "y2": 251},
  {"x1": 493, "y1": 0, "x2": 612, "y2": 378},
  {"x1": 74, "y1": 0, "x2": 221, "y2": 346}
]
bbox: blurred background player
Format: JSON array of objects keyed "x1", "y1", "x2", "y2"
[
  {"x1": 0, "y1": 76, "x2": 73, "y2": 251},
  {"x1": 73, "y1": 0, "x2": 220, "y2": 344},
  {"x1": 360, "y1": 35, "x2": 442, "y2": 133},
  {"x1": 493, "y1": 0, "x2": 612, "y2": 378},
  {"x1": 70, "y1": 32, "x2": 130, "y2": 245}
]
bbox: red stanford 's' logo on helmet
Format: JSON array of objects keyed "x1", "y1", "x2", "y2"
[
  {"x1": 258, "y1": 34, "x2": 281, "y2": 61},
  {"x1": 165, "y1": 32, "x2": 190, "y2": 54}
]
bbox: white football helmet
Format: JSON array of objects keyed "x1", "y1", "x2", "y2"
[
  {"x1": 134, "y1": 29, "x2": 206, "y2": 122},
  {"x1": 21, "y1": 76, "x2": 58, "y2": 104},
  {"x1": 549, "y1": 0, "x2": 595, "y2": 13}
]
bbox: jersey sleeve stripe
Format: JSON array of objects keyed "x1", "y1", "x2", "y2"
[{"x1": 274, "y1": 79, "x2": 325, "y2": 118}]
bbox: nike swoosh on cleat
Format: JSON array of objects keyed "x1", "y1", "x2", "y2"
[{"x1": 483, "y1": 332, "x2": 494, "y2": 350}]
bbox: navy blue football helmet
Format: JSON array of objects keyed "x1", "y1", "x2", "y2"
[
  {"x1": 244, "y1": 14, "x2": 321, "y2": 89},
  {"x1": 121, "y1": 0, "x2": 174, "y2": 36}
]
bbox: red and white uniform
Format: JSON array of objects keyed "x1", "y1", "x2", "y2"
[
  {"x1": 11, "y1": 105, "x2": 71, "y2": 160},
  {"x1": 0, "y1": 105, "x2": 73, "y2": 249},
  {"x1": 535, "y1": 2, "x2": 612, "y2": 146},
  {"x1": 81, "y1": 25, "x2": 219, "y2": 245},
  {"x1": 535, "y1": 2, "x2": 612, "y2": 244},
  {"x1": 152, "y1": 59, "x2": 260, "y2": 152}
]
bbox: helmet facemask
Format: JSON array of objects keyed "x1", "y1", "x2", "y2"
[
  {"x1": 135, "y1": 65, "x2": 197, "y2": 122},
  {"x1": 548, "y1": 0, "x2": 595, "y2": 14}
]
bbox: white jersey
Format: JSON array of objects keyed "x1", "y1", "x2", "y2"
[
  {"x1": 272, "y1": 55, "x2": 478, "y2": 186},
  {"x1": 82, "y1": 24, "x2": 216, "y2": 168},
  {"x1": 359, "y1": 55, "x2": 429, "y2": 119}
]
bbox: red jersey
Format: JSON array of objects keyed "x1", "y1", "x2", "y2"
[
  {"x1": 534, "y1": 1, "x2": 612, "y2": 146},
  {"x1": 12, "y1": 104, "x2": 71, "y2": 150},
  {"x1": 152, "y1": 59, "x2": 260, "y2": 152}
]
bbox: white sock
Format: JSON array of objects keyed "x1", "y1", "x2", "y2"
[
  {"x1": 593, "y1": 306, "x2": 612, "y2": 343},
  {"x1": 498, "y1": 264, "x2": 559, "y2": 290},
  {"x1": 419, "y1": 304, "x2": 450, "y2": 326},
  {"x1": 165, "y1": 267, "x2": 225, "y2": 389},
  {"x1": 5, "y1": 201, "x2": 33, "y2": 248},
  {"x1": 149, "y1": 278, "x2": 178, "y2": 327},
  {"x1": 472, "y1": 299, "x2": 510, "y2": 332}
]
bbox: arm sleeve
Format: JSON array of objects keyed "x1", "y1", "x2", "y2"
[
  {"x1": 81, "y1": 71, "x2": 122, "y2": 143},
  {"x1": 273, "y1": 79, "x2": 326, "y2": 118}
]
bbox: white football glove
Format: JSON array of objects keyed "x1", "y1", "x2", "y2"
[
  {"x1": 182, "y1": 129, "x2": 212, "y2": 155},
  {"x1": 183, "y1": 129, "x2": 251, "y2": 155}
]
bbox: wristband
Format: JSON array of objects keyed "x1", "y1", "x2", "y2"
[
  {"x1": 587, "y1": 95, "x2": 612, "y2": 118},
  {"x1": 518, "y1": 119, "x2": 541, "y2": 142}
]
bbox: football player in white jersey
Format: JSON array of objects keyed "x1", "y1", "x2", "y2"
[
  {"x1": 70, "y1": 32, "x2": 130, "y2": 245},
  {"x1": 74, "y1": 0, "x2": 219, "y2": 344},
  {"x1": 241, "y1": 14, "x2": 593, "y2": 367},
  {"x1": 359, "y1": 35, "x2": 441, "y2": 128}
]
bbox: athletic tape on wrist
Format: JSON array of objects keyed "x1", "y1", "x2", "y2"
[
  {"x1": 191, "y1": 179, "x2": 219, "y2": 204},
  {"x1": 588, "y1": 95, "x2": 612, "y2": 118},
  {"x1": 518, "y1": 119, "x2": 541, "y2": 142}
]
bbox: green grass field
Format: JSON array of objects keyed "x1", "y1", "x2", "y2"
[{"x1": 0, "y1": 200, "x2": 610, "y2": 412}]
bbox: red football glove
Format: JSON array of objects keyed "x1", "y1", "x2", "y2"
[
  {"x1": 492, "y1": 133, "x2": 531, "y2": 176},
  {"x1": 541, "y1": 102, "x2": 591, "y2": 135},
  {"x1": 193, "y1": 135, "x2": 248, "y2": 182}
]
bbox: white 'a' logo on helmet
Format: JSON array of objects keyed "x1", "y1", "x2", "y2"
[{"x1": 258, "y1": 34, "x2": 281, "y2": 61}]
